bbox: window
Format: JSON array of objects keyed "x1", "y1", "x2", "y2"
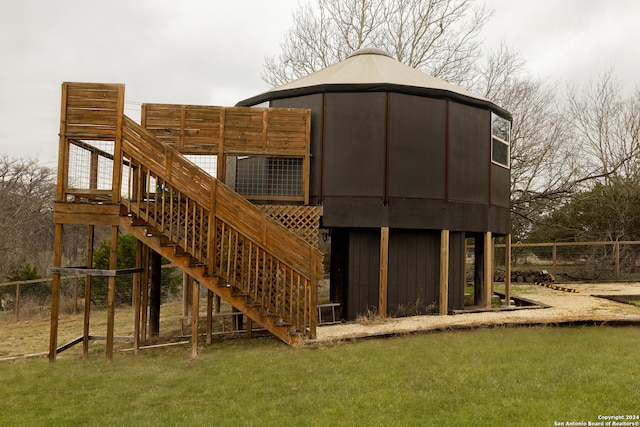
[{"x1": 491, "y1": 113, "x2": 511, "y2": 168}]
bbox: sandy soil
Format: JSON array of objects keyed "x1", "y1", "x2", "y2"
[{"x1": 314, "y1": 282, "x2": 640, "y2": 342}]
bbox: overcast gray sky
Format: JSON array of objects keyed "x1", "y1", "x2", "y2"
[{"x1": 1, "y1": 0, "x2": 639, "y2": 166}]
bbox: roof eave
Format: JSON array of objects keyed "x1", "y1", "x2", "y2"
[{"x1": 236, "y1": 83, "x2": 512, "y2": 122}]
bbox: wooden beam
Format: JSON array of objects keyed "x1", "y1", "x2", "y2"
[
  {"x1": 48, "y1": 223, "x2": 64, "y2": 362},
  {"x1": 206, "y1": 288, "x2": 213, "y2": 345},
  {"x1": 50, "y1": 267, "x2": 143, "y2": 277},
  {"x1": 483, "y1": 231, "x2": 493, "y2": 309},
  {"x1": 140, "y1": 246, "x2": 149, "y2": 343},
  {"x1": 378, "y1": 227, "x2": 389, "y2": 318},
  {"x1": 182, "y1": 271, "x2": 191, "y2": 318},
  {"x1": 217, "y1": 109, "x2": 226, "y2": 183},
  {"x1": 53, "y1": 202, "x2": 122, "y2": 225},
  {"x1": 83, "y1": 225, "x2": 94, "y2": 359},
  {"x1": 504, "y1": 234, "x2": 511, "y2": 307},
  {"x1": 439, "y1": 229, "x2": 450, "y2": 315},
  {"x1": 474, "y1": 234, "x2": 484, "y2": 307},
  {"x1": 111, "y1": 84, "x2": 125, "y2": 204},
  {"x1": 191, "y1": 279, "x2": 199, "y2": 358},
  {"x1": 14, "y1": 283, "x2": 20, "y2": 322},
  {"x1": 149, "y1": 251, "x2": 161, "y2": 337},
  {"x1": 133, "y1": 240, "x2": 143, "y2": 355},
  {"x1": 615, "y1": 241, "x2": 620, "y2": 281},
  {"x1": 105, "y1": 225, "x2": 119, "y2": 361},
  {"x1": 57, "y1": 84, "x2": 69, "y2": 201}
]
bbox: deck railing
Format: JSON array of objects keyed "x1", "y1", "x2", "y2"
[
  {"x1": 121, "y1": 116, "x2": 320, "y2": 337},
  {"x1": 56, "y1": 82, "x2": 320, "y2": 340}
]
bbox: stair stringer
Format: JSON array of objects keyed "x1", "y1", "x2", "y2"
[{"x1": 120, "y1": 215, "x2": 305, "y2": 346}]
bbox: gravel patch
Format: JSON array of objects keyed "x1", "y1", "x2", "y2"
[{"x1": 314, "y1": 282, "x2": 640, "y2": 342}]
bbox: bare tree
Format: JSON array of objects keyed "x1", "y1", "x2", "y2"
[
  {"x1": 0, "y1": 156, "x2": 56, "y2": 278},
  {"x1": 516, "y1": 69, "x2": 640, "y2": 243},
  {"x1": 566, "y1": 71, "x2": 640, "y2": 183},
  {"x1": 262, "y1": 0, "x2": 491, "y2": 88},
  {"x1": 476, "y1": 44, "x2": 580, "y2": 239}
]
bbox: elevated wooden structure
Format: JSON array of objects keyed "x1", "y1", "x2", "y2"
[{"x1": 50, "y1": 83, "x2": 322, "y2": 360}]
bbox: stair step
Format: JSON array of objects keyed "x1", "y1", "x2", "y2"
[
  {"x1": 131, "y1": 217, "x2": 147, "y2": 226},
  {"x1": 274, "y1": 318, "x2": 291, "y2": 327}
]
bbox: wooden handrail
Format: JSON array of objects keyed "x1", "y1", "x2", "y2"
[{"x1": 120, "y1": 116, "x2": 320, "y2": 337}]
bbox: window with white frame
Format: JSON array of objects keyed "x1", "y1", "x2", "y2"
[{"x1": 491, "y1": 112, "x2": 510, "y2": 168}]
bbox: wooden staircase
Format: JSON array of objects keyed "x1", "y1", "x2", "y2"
[
  {"x1": 53, "y1": 82, "x2": 321, "y2": 347},
  {"x1": 119, "y1": 115, "x2": 321, "y2": 343}
]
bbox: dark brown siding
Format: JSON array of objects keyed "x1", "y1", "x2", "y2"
[
  {"x1": 337, "y1": 228, "x2": 465, "y2": 321},
  {"x1": 448, "y1": 103, "x2": 490, "y2": 204},
  {"x1": 387, "y1": 229, "x2": 440, "y2": 315},
  {"x1": 388, "y1": 94, "x2": 446, "y2": 199},
  {"x1": 323, "y1": 93, "x2": 386, "y2": 198},
  {"x1": 346, "y1": 228, "x2": 380, "y2": 319},
  {"x1": 273, "y1": 92, "x2": 510, "y2": 235},
  {"x1": 491, "y1": 164, "x2": 510, "y2": 208},
  {"x1": 386, "y1": 229, "x2": 465, "y2": 315}
]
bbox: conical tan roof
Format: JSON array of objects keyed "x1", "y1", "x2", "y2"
[{"x1": 237, "y1": 48, "x2": 511, "y2": 120}]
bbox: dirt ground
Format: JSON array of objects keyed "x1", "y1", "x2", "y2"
[{"x1": 314, "y1": 282, "x2": 640, "y2": 342}]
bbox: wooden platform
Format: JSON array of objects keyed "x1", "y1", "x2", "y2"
[{"x1": 50, "y1": 82, "x2": 323, "y2": 360}]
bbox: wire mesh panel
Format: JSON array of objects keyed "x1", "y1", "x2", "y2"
[
  {"x1": 184, "y1": 155, "x2": 217, "y2": 177},
  {"x1": 67, "y1": 143, "x2": 91, "y2": 190},
  {"x1": 66, "y1": 140, "x2": 115, "y2": 201},
  {"x1": 235, "y1": 157, "x2": 303, "y2": 200}
]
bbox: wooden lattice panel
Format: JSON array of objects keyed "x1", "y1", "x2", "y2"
[{"x1": 259, "y1": 205, "x2": 322, "y2": 248}]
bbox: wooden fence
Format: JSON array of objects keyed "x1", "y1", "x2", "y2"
[
  {"x1": 494, "y1": 241, "x2": 640, "y2": 282},
  {"x1": 0, "y1": 276, "x2": 79, "y2": 321}
]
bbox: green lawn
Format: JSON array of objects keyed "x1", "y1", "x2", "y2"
[{"x1": 1, "y1": 326, "x2": 638, "y2": 426}]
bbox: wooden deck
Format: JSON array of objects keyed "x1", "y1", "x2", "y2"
[{"x1": 50, "y1": 82, "x2": 322, "y2": 360}]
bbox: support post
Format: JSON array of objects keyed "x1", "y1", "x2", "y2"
[
  {"x1": 378, "y1": 227, "x2": 389, "y2": 317},
  {"x1": 182, "y1": 271, "x2": 192, "y2": 318},
  {"x1": 106, "y1": 225, "x2": 119, "y2": 361},
  {"x1": 83, "y1": 225, "x2": 95, "y2": 359},
  {"x1": 73, "y1": 277, "x2": 78, "y2": 314},
  {"x1": 439, "y1": 230, "x2": 450, "y2": 315},
  {"x1": 14, "y1": 283, "x2": 20, "y2": 322},
  {"x1": 149, "y1": 251, "x2": 162, "y2": 337},
  {"x1": 140, "y1": 246, "x2": 149, "y2": 343},
  {"x1": 483, "y1": 231, "x2": 493, "y2": 309},
  {"x1": 615, "y1": 242, "x2": 620, "y2": 281},
  {"x1": 246, "y1": 318, "x2": 253, "y2": 339},
  {"x1": 474, "y1": 234, "x2": 484, "y2": 307},
  {"x1": 191, "y1": 280, "x2": 199, "y2": 358},
  {"x1": 217, "y1": 109, "x2": 226, "y2": 184},
  {"x1": 504, "y1": 235, "x2": 511, "y2": 306},
  {"x1": 214, "y1": 294, "x2": 221, "y2": 314},
  {"x1": 133, "y1": 240, "x2": 143, "y2": 355},
  {"x1": 206, "y1": 288, "x2": 213, "y2": 345},
  {"x1": 49, "y1": 223, "x2": 64, "y2": 362},
  {"x1": 552, "y1": 244, "x2": 557, "y2": 279}
]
